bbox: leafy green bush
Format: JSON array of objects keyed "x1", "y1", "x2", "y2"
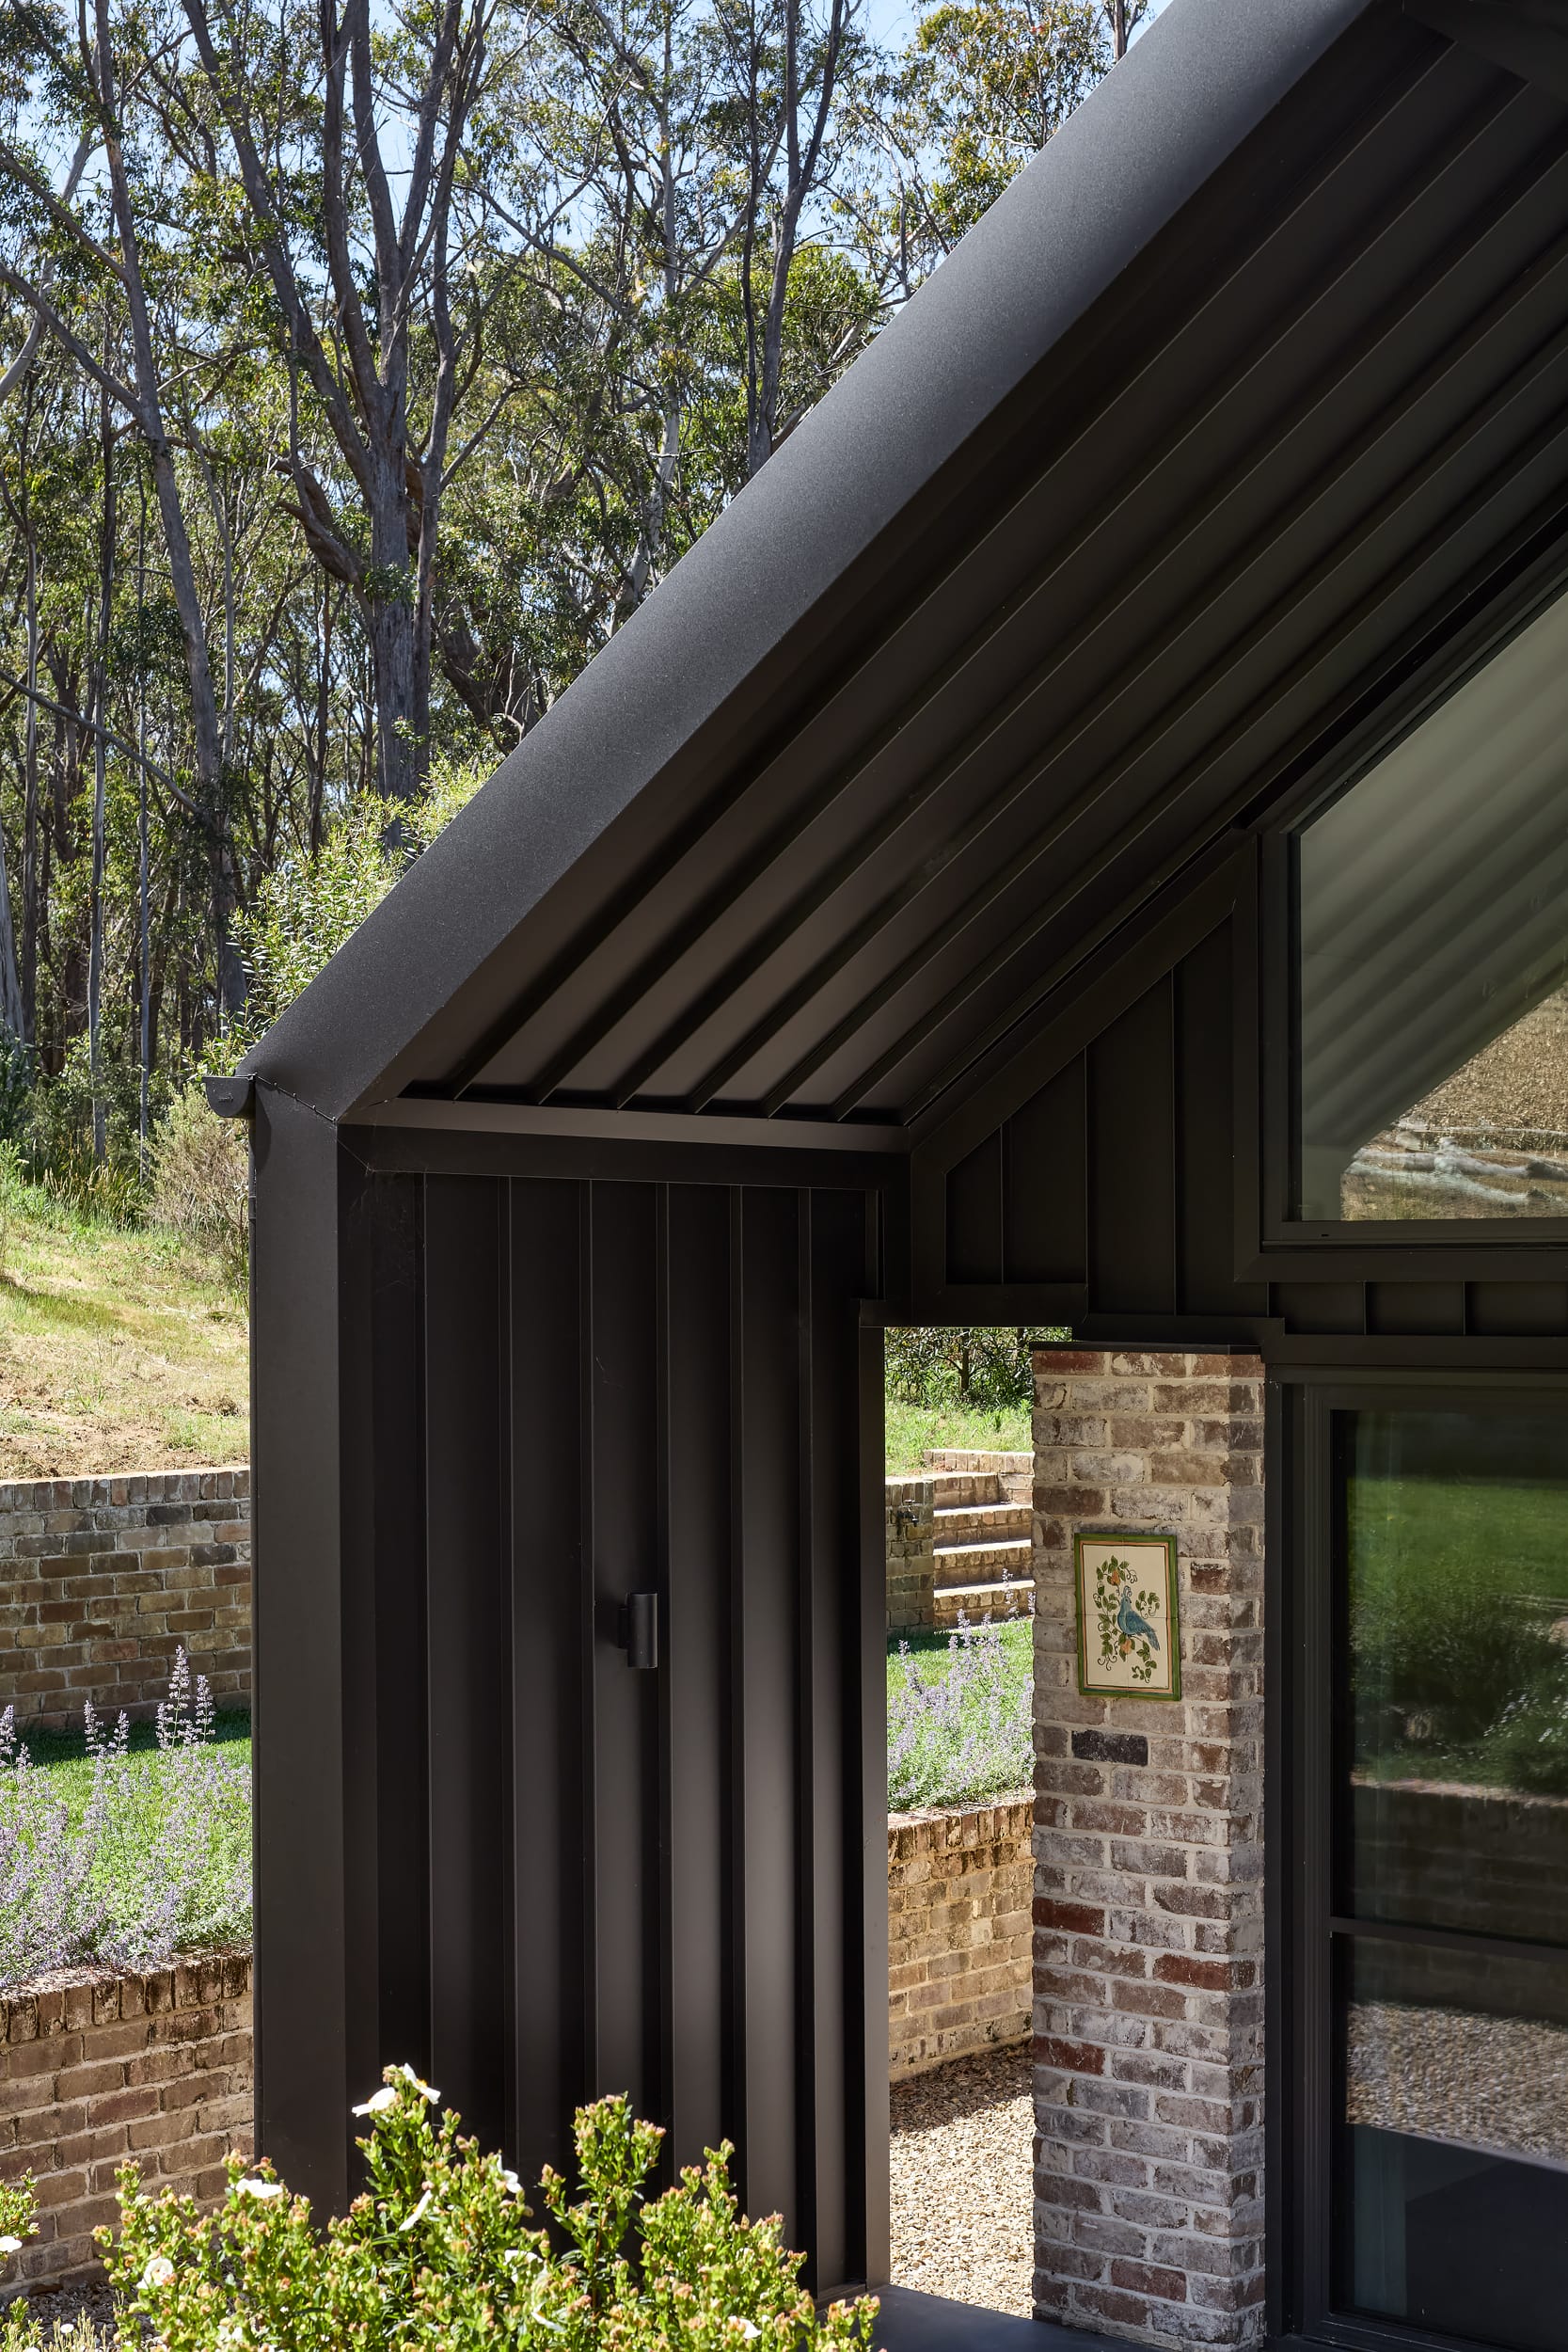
[
  {"x1": 150, "y1": 1087, "x2": 249, "y2": 1288},
  {"x1": 0, "y1": 1139, "x2": 17, "y2": 1283},
  {"x1": 0, "y1": 2073, "x2": 878, "y2": 2352},
  {"x1": 16, "y1": 1040, "x2": 151, "y2": 1226},
  {"x1": 1483, "y1": 1676, "x2": 1568, "y2": 1795},
  {"x1": 215, "y1": 755, "x2": 489, "y2": 1077}
]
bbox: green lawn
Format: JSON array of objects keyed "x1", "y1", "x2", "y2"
[
  {"x1": 884, "y1": 1399, "x2": 1032, "y2": 1473},
  {"x1": 17, "y1": 1708, "x2": 252, "y2": 1816}
]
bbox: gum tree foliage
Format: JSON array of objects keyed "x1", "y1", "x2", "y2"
[
  {"x1": 884, "y1": 1323, "x2": 1044, "y2": 1408},
  {"x1": 0, "y1": 0, "x2": 1133, "y2": 1168}
]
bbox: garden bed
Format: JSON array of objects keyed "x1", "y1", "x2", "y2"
[
  {"x1": 888, "y1": 1794, "x2": 1034, "y2": 2078},
  {"x1": 0, "y1": 1950, "x2": 252, "y2": 2295}
]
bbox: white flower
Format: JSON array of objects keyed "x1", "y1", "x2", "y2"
[
  {"x1": 233, "y1": 2178, "x2": 286, "y2": 2201},
  {"x1": 396, "y1": 2064, "x2": 440, "y2": 2103},
  {"x1": 140, "y1": 2255, "x2": 176, "y2": 2288},
  {"x1": 352, "y1": 2086, "x2": 399, "y2": 2117},
  {"x1": 217, "y1": 2322, "x2": 248, "y2": 2349},
  {"x1": 499, "y1": 2169, "x2": 524, "y2": 2197},
  {"x1": 400, "y1": 2188, "x2": 433, "y2": 2232},
  {"x1": 0, "y1": 2234, "x2": 23, "y2": 2256},
  {"x1": 727, "y1": 2321, "x2": 761, "y2": 2341}
]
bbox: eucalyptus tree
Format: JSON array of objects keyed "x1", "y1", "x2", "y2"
[{"x1": 163, "y1": 0, "x2": 501, "y2": 803}]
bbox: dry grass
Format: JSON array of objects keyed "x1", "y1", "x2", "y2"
[{"x1": 0, "y1": 1188, "x2": 248, "y2": 1479}]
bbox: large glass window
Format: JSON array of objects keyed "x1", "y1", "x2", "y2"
[
  {"x1": 1296, "y1": 592, "x2": 1568, "y2": 1222},
  {"x1": 1332, "y1": 1408, "x2": 1568, "y2": 2351}
]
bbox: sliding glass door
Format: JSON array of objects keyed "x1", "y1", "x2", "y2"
[{"x1": 1287, "y1": 1387, "x2": 1568, "y2": 2351}]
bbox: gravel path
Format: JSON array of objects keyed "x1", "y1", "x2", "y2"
[{"x1": 890, "y1": 2042, "x2": 1033, "y2": 2316}]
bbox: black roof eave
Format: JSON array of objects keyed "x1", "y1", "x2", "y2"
[{"x1": 237, "y1": 0, "x2": 1377, "y2": 1130}]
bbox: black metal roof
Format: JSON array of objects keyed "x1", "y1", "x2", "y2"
[{"x1": 236, "y1": 0, "x2": 1568, "y2": 1143}]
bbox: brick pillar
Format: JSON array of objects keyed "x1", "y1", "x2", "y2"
[
  {"x1": 885, "y1": 1476, "x2": 936, "y2": 1632},
  {"x1": 1030, "y1": 1349, "x2": 1265, "y2": 2348}
]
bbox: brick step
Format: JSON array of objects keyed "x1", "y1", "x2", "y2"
[
  {"x1": 933, "y1": 1578, "x2": 1033, "y2": 1626},
  {"x1": 933, "y1": 1501, "x2": 1032, "y2": 1543},
  {"x1": 933, "y1": 1535, "x2": 1033, "y2": 1583},
  {"x1": 924, "y1": 1472, "x2": 1005, "y2": 1509}
]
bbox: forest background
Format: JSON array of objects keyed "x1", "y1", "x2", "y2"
[{"x1": 0, "y1": 0, "x2": 1156, "y2": 1243}]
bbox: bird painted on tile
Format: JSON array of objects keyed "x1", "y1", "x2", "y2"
[{"x1": 1116, "y1": 1584, "x2": 1159, "y2": 1651}]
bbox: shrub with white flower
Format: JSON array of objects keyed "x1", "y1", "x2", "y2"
[
  {"x1": 87, "y1": 2069, "x2": 879, "y2": 2352},
  {"x1": 0, "y1": 2175, "x2": 34, "y2": 2273}
]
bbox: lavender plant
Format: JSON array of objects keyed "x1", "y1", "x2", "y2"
[
  {"x1": 887, "y1": 1616, "x2": 1033, "y2": 1811},
  {"x1": 0, "y1": 1651, "x2": 250, "y2": 1995}
]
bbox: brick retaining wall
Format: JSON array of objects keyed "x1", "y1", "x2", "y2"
[
  {"x1": 0, "y1": 1954, "x2": 252, "y2": 2294},
  {"x1": 1032, "y1": 1347, "x2": 1266, "y2": 2348},
  {"x1": 889, "y1": 1795, "x2": 1034, "y2": 2078},
  {"x1": 0, "y1": 1470, "x2": 251, "y2": 1730}
]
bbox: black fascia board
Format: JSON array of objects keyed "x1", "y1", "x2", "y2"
[{"x1": 238, "y1": 0, "x2": 1375, "y2": 1130}]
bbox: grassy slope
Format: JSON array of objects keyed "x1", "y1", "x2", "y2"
[
  {"x1": 884, "y1": 1399, "x2": 1032, "y2": 1473},
  {"x1": 0, "y1": 1185, "x2": 248, "y2": 1478}
]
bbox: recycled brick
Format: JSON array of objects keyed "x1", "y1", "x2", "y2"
[
  {"x1": 0, "y1": 1469, "x2": 251, "y2": 1731},
  {"x1": 0, "y1": 1953, "x2": 252, "y2": 2293},
  {"x1": 1031, "y1": 1349, "x2": 1266, "y2": 2349}
]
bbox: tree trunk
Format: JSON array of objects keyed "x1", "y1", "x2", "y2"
[
  {"x1": 91, "y1": 0, "x2": 245, "y2": 1018},
  {"x1": 364, "y1": 438, "x2": 420, "y2": 801},
  {"x1": 20, "y1": 539, "x2": 40, "y2": 1041},
  {"x1": 89, "y1": 364, "x2": 115, "y2": 1163}
]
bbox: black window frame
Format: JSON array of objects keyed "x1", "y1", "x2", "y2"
[
  {"x1": 1237, "y1": 537, "x2": 1568, "y2": 1284},
  {"x1": 1272, "y1": 1364, "x2": 1568, "y2": 2352}
]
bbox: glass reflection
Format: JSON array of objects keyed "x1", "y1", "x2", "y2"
[
  {"x1": 1297, "y1": 588, "x2": 1568, "y2": 1222},
  {"x1": 1340, "y1": 1943, "x2": 1568, "y2": 2352},
  {"x1": 1343, "y1": 1410, "x2": 1568, "y2": 1938}
]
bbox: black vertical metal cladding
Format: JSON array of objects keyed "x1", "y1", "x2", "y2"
[
  {"x1": 855, "y1": 1316, "x2": 891, "y2": 2288},
  {"x1": 663, "y1": 1184, "x2": 736, "y2": 2171},
  {"x1": 424, "y1": 1175, "x2": 511, "y2": 2156},
  {"x1": 736, "y1": 1188, "x2": 804, "y2": 2242},
  {"x1": 340, "y1": 1168, "x2": 429, "y2": 2111},
  {"x1": 509, "y1": 1177, "x2": 589, "y2": 2179},
  {"x1": 590, "y1": 1184, "x2": 662, "y2": 2121},
  {"x1": 1175, "y1": 924, "x2": 1247, "y2": 1318},
  {"x1": 248, "y1": 1086, "x2": 350, "y2": 2210},
  {"x1": 1089, "y1": 977, "x2": 1178, "y2": 1316},
  {"x1": 1005, "y1": 1058, "x2": 1087, "y2": 1286},
  {"x1": 803, "y1": 1191, "x2": 876, "y2": 2291},
  {"x1": 944, "y1": 1128, "x2": 1004, "y2": 1285}
]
